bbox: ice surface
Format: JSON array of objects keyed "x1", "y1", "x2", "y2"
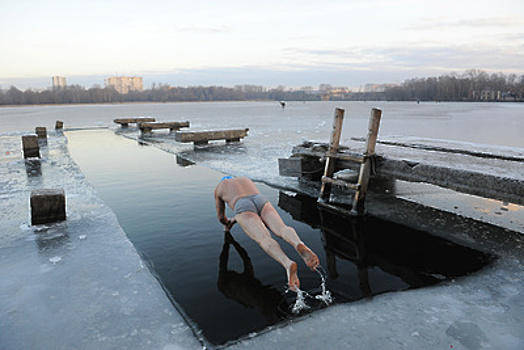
[
  {"x1": 0, "y1": 133, "x2": 202, "y2": 349},
  {"x1": 227, "y1": 257, "x2": 524, "y2": 349},
  {"x1": 2, "y1": 102, "x2": 524, "y2": 349},
  {"x1": 379, "y1": 136, "x2": 524, "y2": 159}
]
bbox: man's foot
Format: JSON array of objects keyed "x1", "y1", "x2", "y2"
[
  {"x1": 297, "y1": 243, "x2": 320, "y2": 270},
  {"x1": 287, "y1": 261, "x2": 300, "y2": 291}
]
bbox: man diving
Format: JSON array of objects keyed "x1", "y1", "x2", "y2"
[{"x1": 215, "y1": 176, "x2": 319, "y2": 291}]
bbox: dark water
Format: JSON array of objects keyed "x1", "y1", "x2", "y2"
[{"x1": 67, "y1": 130, "x2": 494, "y2": 345}]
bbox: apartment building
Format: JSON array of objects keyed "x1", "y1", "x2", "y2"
[
  {"x1": 52, "y1": 76, "x2": 67, "y2": 89},
  {"x1": 105, "y1": 76, "x2": 143, "y2": 94}
]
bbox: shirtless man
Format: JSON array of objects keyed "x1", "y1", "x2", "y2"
[{"x1": 215, "y1": 175, "x2": 319, "y2": 291}]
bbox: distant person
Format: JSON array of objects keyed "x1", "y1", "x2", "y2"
[{"x1": 214, "y1": 176, "x2": 319, "y2": 291}]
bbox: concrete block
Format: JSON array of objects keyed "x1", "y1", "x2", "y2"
[
  {"x1": 31, "y1": 189, "x2": 66, "y2": 225},
  {"x1": 22, "y1": 135, "x2": 40, "y2": 159},
  {"x1": 278, "y1": 156, "x2": 323, "y2": 180},
  {"x1": 35, "y1": 127, "x2": 47, "y2": 139},
  {"x1": 279, "y1": 157, "x2": 304, "y2": 177}
]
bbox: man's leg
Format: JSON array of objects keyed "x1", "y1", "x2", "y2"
[
  {"x1": 235, "y1": 211, "x2": 300, "y2": 290},
  {"x1": 260, "y1": 203, "x2": 320, "y2": 270}
]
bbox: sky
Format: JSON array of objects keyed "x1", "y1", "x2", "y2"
[{"x1": 1, "y1": 0, "x2": 523, "y2": 90}]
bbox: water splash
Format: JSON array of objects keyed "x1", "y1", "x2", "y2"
[
  {"x1": 314, "y1": 266, "x2": 333, "y2": 306},
  {"x1": 291, "y1": 288, "x2": 311, "y2": 314},
  {"x1": 289, "y1": 265, "x2": 333, "y2": 314}
]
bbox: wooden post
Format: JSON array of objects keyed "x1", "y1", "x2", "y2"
[
  {"x1": 352, "y1": 108, "x2": 382, "y2": 215},
  {"x1": 31, "y1": 189, "x2": 66, "y2": 225},
  {"x1": 35, "y1": 127, "x2": 47, "y2": 139},
  {"x1": 319, "y1": 108, "x2": 345, "y2": 202},
  {"x1": 35, "y1": 127, "x2": 47, "y2": 145},
  {"x1": 22, "y1": 135, "x2": 40, "y2": 159}
]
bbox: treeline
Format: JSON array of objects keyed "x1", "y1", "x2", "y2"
[
  {"x1": 2, "y1": 69, "x2": 523, "y2": 105},
  {"x1": 0, "y1": 84, "x2": 320, "y2": 106},
  {"x1": 384, "y1": 69, "x2": 524, "y2": 102}
]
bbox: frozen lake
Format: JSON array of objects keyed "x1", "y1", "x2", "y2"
[
  {"x1": 1, "y1": 101, "x2": 523, "y2": 148},
  {"x1": 2, "y1": 100, "x2": 522, "y2": 191},
  {"x1": 1, "y1": 101, "x2": 523, "y2": 349}
]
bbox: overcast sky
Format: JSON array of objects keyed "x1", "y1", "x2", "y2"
[{"x1": 1, "y1": 0, "x2": 523, "y2": 89}]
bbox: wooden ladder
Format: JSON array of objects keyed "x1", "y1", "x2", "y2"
[{"x1": 318, "y1": 107, "x2": 382, "y2": 215}]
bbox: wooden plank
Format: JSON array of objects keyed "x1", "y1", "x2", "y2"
[
  {"x1": 352, "y1": 108, "x2": 382, "y2": 214},
  {"x1": 113, "y1": 117, "x2": 156, "y2": 126},
  {"x1": 319, "y1": 108, "x2": 345, "y2": 201},
  {"x1": 326, "y1": 151, "x2": 365, "y2": 163},
  {"x1": 175, "y1": 128, "x2": 249, "y2": 143},
  {"x1": 317, "y1": 200, "x2": 358, "y2": 217},
  {"x1": 321, "y1": 176, "x2": 360, "y2": 190},
  {"x1": 139, "y1": 121, "x2": 190, "y2": 133}
]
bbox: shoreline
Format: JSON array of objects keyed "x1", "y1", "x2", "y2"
[{"x1": 1, "y1": 99, "x2": 523, "y2": 109}]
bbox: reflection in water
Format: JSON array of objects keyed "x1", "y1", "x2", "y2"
[
  {"x1": 35, "y1": 230, "x2": 69, "y2": 251},
  {"x1": 321, "y1": 216, "x2": 373, "y2": 297},
  {"x1": 176, "y1": 155, "x2": 195, "y2": 167},
  {"x1": 25, "y1": 159, "x2": 42, "y2": 177},
  {"x1": 218, "y1": 231, "x2": 286, "y2": 322},
  {"x1": 278, "y1": 191, "x2": 495, "y2": 301}
]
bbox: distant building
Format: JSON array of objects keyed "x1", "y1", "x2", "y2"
[
  {"x1": 318, "y1": 85, "x2": 351, "y2": 100},
  {"x1": 52, "y1": 76, "x2": 67, "y2": 89},
  {"x1": 105, "y1": 76, "x2": 143, "y2": 94},
  {"x1": 480, "y1": 89, "x2": 500, "y2": 101},
  {"x1": 363, "y1": 83, "x2": 397, "y2": 93}
]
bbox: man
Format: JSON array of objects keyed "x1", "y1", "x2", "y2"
[{"x1": 215, "y1": 175, "x2": 319, "y2": 291}]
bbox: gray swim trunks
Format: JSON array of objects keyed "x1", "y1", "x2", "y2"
[{"x1": 234, "y1": 194, "x2": 270, "y2": 215}]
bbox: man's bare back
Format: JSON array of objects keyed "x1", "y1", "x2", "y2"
[{"x1": 215, "y1": 176, "x2": 261, "y2": 210}]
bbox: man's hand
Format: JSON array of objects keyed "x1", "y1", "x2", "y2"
[{"x1": 224, "y1": 217, "x2": 237, "y2": 232}]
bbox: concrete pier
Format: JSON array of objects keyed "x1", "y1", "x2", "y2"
[{"x1": 282, "y1": 137, "x2": 524, "y2": 206}]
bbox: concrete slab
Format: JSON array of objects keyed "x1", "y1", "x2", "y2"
[{"x1": 289, "y1": 138, "x2": 524, "y2": 205}]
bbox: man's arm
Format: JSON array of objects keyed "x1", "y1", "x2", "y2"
[
  {"x1": 215, "y1": 187, "x2": 236, "y2": 231},
  {"x1": 215, "y1": 193, "x2": 229, "y2": 226}
]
